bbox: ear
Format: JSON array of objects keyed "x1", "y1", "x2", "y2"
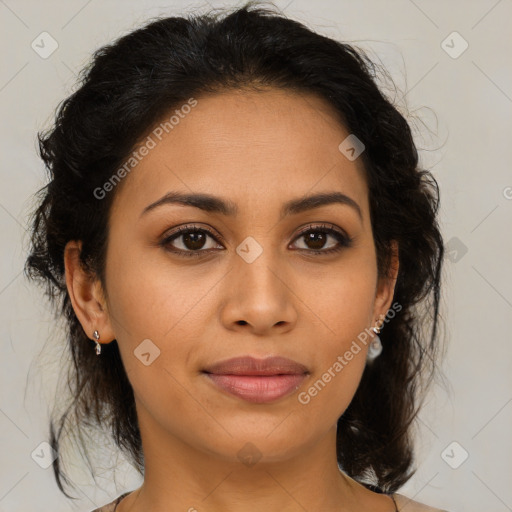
[
  {"x1": 372, "y1": 240, "x2": 399, "y2": 328},
  {"x1": 64, "y1": 240, "x2": 115, "y2": 347}
]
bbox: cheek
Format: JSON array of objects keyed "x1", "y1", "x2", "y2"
[
  {"x1": 104, "y1": 237, "x2": 210, "y2": 341},
  {"x1": 294, "y1": 262, "x2": 376, "y2": 420},
  {"x1": 103, "y1": 242, "x2": 208, "y2": 400},
  {"x1": 301, "y1": 253, "x2": 377, "y2": 343}
]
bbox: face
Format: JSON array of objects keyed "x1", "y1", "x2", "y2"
[{"x1": 69, "y1": 88, "x2": 397, "y2": 466}]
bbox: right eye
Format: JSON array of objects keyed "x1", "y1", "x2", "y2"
[{"x1": 160, "y1": 225, "x2": 224, "y2": 258}]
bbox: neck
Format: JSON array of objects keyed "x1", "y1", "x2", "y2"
[
  {"x1": 117, "y1": 403, "x2": 394, "y2": 512},
  {"x1": 122, "y1": 421, "x2": 360, "y2": 511}
]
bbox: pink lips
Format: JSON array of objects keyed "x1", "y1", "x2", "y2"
[{"x1": 203, "y1": 356, "x2": 308, "y2": 403}]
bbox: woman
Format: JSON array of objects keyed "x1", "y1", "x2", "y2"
[{"x1": 25, "y1": 2, "x2": 447, "y2": 511}]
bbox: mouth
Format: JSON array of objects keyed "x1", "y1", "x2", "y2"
[{"x1": 202, "y1": 356, "x2": 309, "y2": 403}]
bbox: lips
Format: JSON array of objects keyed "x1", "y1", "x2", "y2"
[
  {"x1": 202, "y1": 356, "x2": 309, "y2": 403},
  {"x1": 203, "y1": 356, "x2": 309, "y2": 376}
]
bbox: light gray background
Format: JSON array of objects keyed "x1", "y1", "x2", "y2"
[{"x1": 1, "y1": 1, "x2": 511, "y2": 511}]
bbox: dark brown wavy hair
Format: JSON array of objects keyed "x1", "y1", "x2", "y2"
[{"x1": 24, "y1": 1, "x2": 445, "y2": 500}]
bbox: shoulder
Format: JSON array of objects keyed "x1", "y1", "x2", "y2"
[
  {"x1": 393, "y1": 493, "x2": 450, "y2": 512},
  {"x1": 90, "y1": 492, "x2": 130, "y2": 512}
]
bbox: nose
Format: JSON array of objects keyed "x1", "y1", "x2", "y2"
[{"x1": 219, "y1": 248, "x2": 298, "y2": 336}]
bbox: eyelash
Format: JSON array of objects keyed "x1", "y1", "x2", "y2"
[{"x1": 159, "y1": 223, "x2": 353, "y2": 258}]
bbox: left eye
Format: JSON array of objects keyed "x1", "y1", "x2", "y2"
[{"x1": 290, "y1": 224, "x2": 353, "y2": 254}]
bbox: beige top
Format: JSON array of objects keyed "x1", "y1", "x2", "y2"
[{"x1": 91, "y1": 491, "x2": 449, "y2": 511}]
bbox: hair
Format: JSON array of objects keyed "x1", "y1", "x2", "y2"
[{"x1": 24, "y1": 0, "x2": 445, "y2": 499}]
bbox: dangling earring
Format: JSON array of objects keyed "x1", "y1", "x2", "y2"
[
  {"x1": 367, "y1": 324, "x2": 382, "y2": 361},
  {"x1": 93, "y1": 330, "x2": 101, "y2": 355}
]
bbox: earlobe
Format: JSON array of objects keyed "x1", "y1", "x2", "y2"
[{"x1": 64, "y1": 240, "x2": 115, "y2": 345}]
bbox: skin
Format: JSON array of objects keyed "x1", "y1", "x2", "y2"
[{"x1": 64, "y1": 88, "x2": 399, "y2": 512}]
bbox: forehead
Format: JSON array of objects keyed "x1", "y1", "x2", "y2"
[{"x1": 110, "y1": 88, "x2": 369, "y2": 220}]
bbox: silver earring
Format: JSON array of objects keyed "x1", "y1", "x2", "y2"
[
  {"x1": 367, "y1": 325, "x2": 382, "y2": 361},
  {"x1": 93, "y1": 330, "x2": 101, "y2": 355}
]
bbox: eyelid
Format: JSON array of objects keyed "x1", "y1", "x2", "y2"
[
  {"x1": 294, "y1": 222, "x2": 348, "y2": 240},
  {"x1": 161, "y1": 223, "x2": 224, "y2": 242}
]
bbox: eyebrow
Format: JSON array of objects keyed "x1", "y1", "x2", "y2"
[{"x1": 140, "y1": 190, "x2": 362, "y2": 221}]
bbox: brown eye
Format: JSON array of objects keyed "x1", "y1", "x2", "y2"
[
  {"x1": 291, "y1": 224, "x2": 353, "y2": 255},
  {"x1": 178, "y1": 230, "x2": 208, "y2": 250},
  {"x1": 161, "y1": 225, "x2": 224, "y2": 257},
  {"x1": 301, "y1": 231, "x2": 330, "y2": 250}
]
